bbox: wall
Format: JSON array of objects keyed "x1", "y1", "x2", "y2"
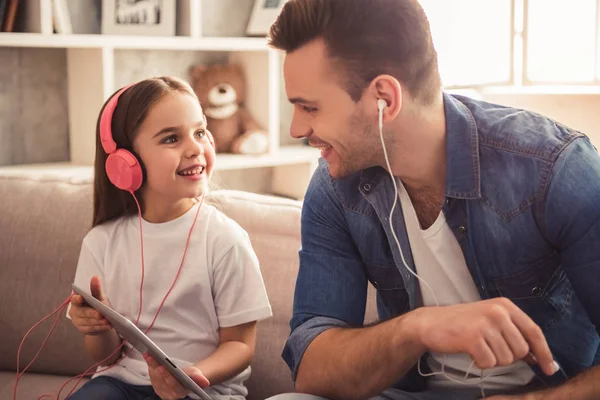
[
  {"x1": 2, "y1": 1, "x2": 599, "y2": 176},
  {"x1": 0, "y1": 48, "x2": 69, "y2": 165},
  {"x1": 0, "y1": 0, "x2": 285, "y2": 193}
]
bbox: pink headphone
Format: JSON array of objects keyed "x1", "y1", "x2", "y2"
[
  {"x1": 99, "y1": 83, "x2": 216, "y2": 193},
  {"x1": 99, "y1": 84, "x2": 144, "y2": 193},
  {"x1": 100, "y1": 83, "x2": 215, "y2": 193}
]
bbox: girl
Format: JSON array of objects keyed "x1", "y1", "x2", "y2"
[{"x1": 66, "y1": 76, "x2": 272, "y2": 400}]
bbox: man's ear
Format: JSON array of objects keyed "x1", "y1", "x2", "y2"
[{"x1": 372, "y1": 75, "x2": 402, "y2": 121}]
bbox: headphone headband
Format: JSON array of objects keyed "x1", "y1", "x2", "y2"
[{"x1": 99, "y1": 84, "x2": 135, "y2": 154}]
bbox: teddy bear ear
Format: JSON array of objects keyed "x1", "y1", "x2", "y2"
[{"x1": 189, "y1": 64, "x2": 207, "y2": 81}]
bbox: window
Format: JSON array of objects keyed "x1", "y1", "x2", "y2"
[
  {"x1": 419, "y1": 0, "x2": 600, "y2": 88},
  {"x1": 419, "y1": 0, "x2": 513, "y2": 87},
  {"x1": 597, "y1": 41, "x2": 600, "y2": 80},
  {"x1": 525, "y1": 0, "x2": 597, "y2": 83}
]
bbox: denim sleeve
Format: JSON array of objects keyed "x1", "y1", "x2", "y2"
[
  {"x1": 544, "y1": 136, "x2": 600, "y2": 334},
  {"x1": 282, "y1": 163, "x2": 369, "y2": 380}
]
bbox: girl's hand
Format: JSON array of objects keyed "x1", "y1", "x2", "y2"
[
  {"x1": 68, "y1": 276, "x2": 113, "y2": 336},
  {"x1": 144, "y1": 353, "x2": 210, "y2": 400}
]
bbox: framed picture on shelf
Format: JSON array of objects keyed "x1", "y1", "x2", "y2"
[
  {"x1": 101, "y1": 0, "x2": 175, "y2": 36},
  {"x1": 246, "y1": 0, "x2": 288, "y2": 37}
]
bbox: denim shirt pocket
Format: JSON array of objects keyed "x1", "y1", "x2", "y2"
[
  {"x1": 365, "y1": 263, "x2": 410, "y2": 318},
  {"x1": 493, "y1": 252, "x2": 572, "y2": 330}
]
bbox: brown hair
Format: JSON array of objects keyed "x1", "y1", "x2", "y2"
[
  {"x1": 268, "y1": 0, "x2": 441, "y2": 104},
  {"x1": 92, "y1": 76, "x2": 197, "y2": 227}
]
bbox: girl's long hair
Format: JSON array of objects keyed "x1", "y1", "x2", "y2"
[{"x1": 92, "y1": 76, "x2": 198, "y2": 228}]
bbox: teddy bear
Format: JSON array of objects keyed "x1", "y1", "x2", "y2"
[{"x1": 188, "y1": 63, "x2": 269, "y2": 155}]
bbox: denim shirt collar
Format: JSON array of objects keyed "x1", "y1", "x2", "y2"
[
  {"x1": 443, "y1": 92, "x2": 481, "y2": 199},
  {"x1": 360, "y1": 92, "x2": 481, "y2": 199}
]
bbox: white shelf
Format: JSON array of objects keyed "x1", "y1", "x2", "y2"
[
  {"x1": 0, "y1": 146, "x2": 319, "y2": 199},
  {"x1": 0, "y1": 0, "x2": 315, "y2": 199},
  {"x1": 215, "y1": 146, "x2": 320, "y2": 170},
  {"x1": 0, "y1": 146, "x2": 320, "y2": 175},
  {"x1": 0, "y1": 32, "x2": 270, "y2": 51}
]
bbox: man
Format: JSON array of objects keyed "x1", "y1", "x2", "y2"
[{"x1": 265, "y1": 0, "x2": 600, "y2": 400}]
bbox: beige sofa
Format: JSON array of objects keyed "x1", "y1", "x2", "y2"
[{"x1": 0, "y1": 172, "x2": 308, "y2": 400}]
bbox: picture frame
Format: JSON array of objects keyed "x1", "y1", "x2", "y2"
[
  {"x1": 101, "y1": 0, "x2": 175, "y2": 36},
  {"x1": 246, "y1": 0, "x2": 288, "y2": 37}
]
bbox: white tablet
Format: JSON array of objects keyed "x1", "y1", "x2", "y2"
[{"x1": 71, "y1": 283, "x2": 212, "y2": 400}]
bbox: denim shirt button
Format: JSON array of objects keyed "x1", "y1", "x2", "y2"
[
  {"x1": 532, "y1": 287, "x2": 542, "y2": 296},
  {"x1": 363, "y1": 183, "x2": 371, "y2": 192},
  {"x1": 458, "y1": 226, "x2": 467, "y2": 233}
]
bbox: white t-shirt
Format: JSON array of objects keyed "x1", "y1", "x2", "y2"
[
  {"x1": 67, "y1": 201, "x2": 272, "y2": 399},
  {"x1": 396, "y1": 179, "x2": 535, "y2": 390}
]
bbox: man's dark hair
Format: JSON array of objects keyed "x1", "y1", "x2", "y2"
[{"x1": 269, "y1": 0, "x2": 441, "y2": 105}]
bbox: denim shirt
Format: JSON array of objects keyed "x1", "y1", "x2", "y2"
[{"x1": 283, "y1": 92, "x2": 600, "y2": 391}]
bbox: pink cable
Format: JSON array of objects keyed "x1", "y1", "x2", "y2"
[
  {"x1": 145, "y1": 196, "x2": 204, "y2": 334},
  {"x1": 131, "y1": 192, "x2": 146, "y2": 326},
  {"x1": 15, "y1": 194, "x2": 204, "y2": 400},
  {"x1": 60, "y1": 192, "x2": 149, "y2": 397},
  {"x1": 61, "y1": 194, "x2": 203, "y2": 400},
  {"x1": 56, "y1": 339, "x2": 129, "y2": 399},
  {"x1": 14, "y1": 296, "x2": 71, "y2": 399}
]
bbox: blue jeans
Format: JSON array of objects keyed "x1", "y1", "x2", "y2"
[
  {"x1": 266, "y1": 388, "x2": 497, "y2": 400},
  {"x1": 265, "y1": 380, "x2": 547, "y2": 400},
  {"x1": 66, "y1": 376, "x2": 193, "y2": 400}
]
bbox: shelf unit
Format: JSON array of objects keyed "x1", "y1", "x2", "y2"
[
  {"x1": 0, "y1": 0, "x2": 320, "y2": 199},
  {"x1": 0, "y1": 32, "x2": 271, "y2": 51},
  {"x1": 0, "y1": 146, "x2": 320, "y2": 174}
]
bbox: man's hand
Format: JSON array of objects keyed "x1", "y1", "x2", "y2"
[
  {"x1": 413, "y1": 297, "x2": 559, "y2": 376},
  {"x1": 69, "y1": 276, "x2": 113, "y2": 336},
  {"x1": 144, "y1": 353, "x2": 210, "y2": 400}
]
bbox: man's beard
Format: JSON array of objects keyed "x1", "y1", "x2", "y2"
[{"x1": 334, "y1": 110, "x2": 382, "y2": 179}]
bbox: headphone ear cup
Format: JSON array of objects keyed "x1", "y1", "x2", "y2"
[{"x1": 105, "y1": 149, "x2": 144, "y2": 192}]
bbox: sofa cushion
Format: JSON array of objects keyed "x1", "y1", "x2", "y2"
[
  {"x1": 0, "y1": 175, "x2": 96, "y2": 376},
  {"x1": 0, "y1": 371, "x2": 86, "y2": 400},
  {"x1": 0, "y1": 174, "x2": 306, "y2": 398},
  {"x1": 0, "y1": 173, "x2": 378, "y2": 400}
]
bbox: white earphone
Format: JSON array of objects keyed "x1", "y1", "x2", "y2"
[{"x1": 374, "y1": 96, "x2": 564, "y2": 397}]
